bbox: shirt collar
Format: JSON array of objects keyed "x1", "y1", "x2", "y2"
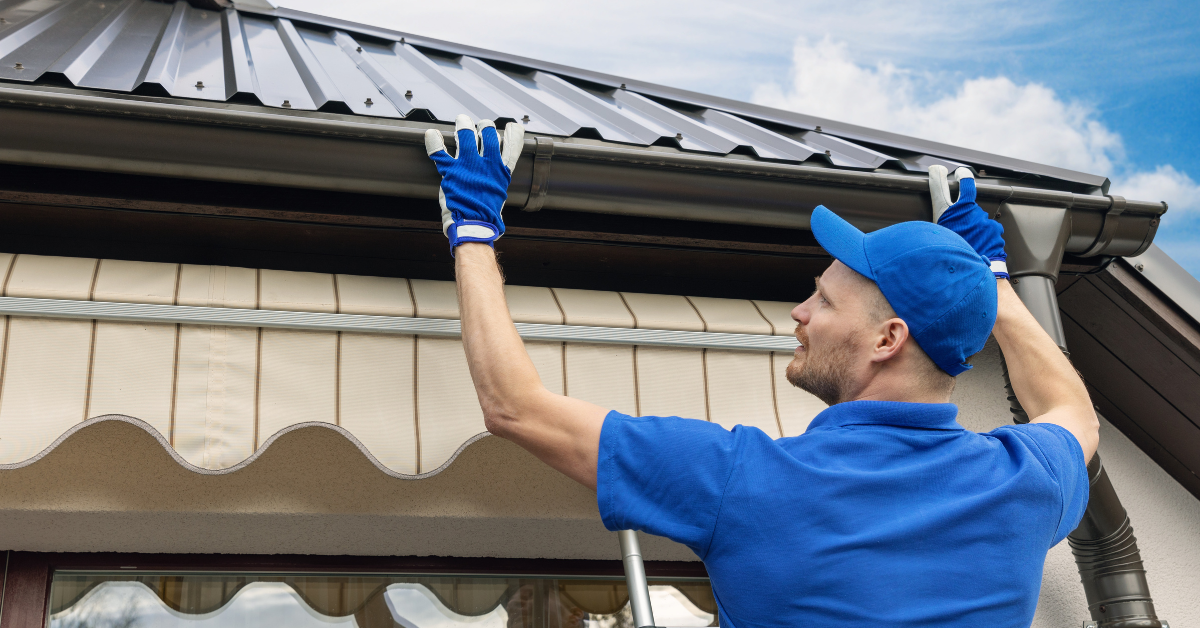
[{"x1": 806, "y1": 400, "x2": 964, "y2": 432}]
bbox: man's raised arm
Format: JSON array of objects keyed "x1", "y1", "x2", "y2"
[
  {"x1": 992, "y1": 279, "x2": 1098, "y2": 460},
  {"x1": 425, "y1": 115, "x2": 607, "y2": 490},
  {"x1": 456, "y1": 244, "x2": 608, "y2": 489},
  {"x1": 931, "y1": 166, "x2": 1098, "y2": 460}
]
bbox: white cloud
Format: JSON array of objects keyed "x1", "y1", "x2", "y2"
[
  {"x1": 1110, "y1": 165, "x2": 1199, "y2": 214},
  {"x1": 752, "y1": 38, "x2": 1124, "y2": 175}
]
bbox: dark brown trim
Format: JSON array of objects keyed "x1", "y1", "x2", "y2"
[
  {"x1": 8, "y1": 552, "x2": 707, "y2": 578},
  {"x1": 1059, "y1": 267, "x2": 1200, "y2": 501},
  {"x1": 0, "y1": 552, "x2": 50, "y2": 628}
]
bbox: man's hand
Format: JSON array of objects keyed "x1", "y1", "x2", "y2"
[
  {"x1": 928, "y1": 166, "x2": 1009, "y2": 279},
  {"x1": 929, "y1": 166, "x2": 1098, "y2": 460},
  {"x1": 425, "y1": 114, "x2": 524, "y2": 252}
]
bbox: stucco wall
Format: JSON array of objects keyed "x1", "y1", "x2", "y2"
[{"x1": 953, "y1": 339, "x2": 1200, "y2": 627}]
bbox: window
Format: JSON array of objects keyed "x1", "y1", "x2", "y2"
[{"x1": 48, "y1": 572, "x2": 717, "y2": 627}]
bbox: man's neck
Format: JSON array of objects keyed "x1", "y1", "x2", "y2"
[{"x1": 843, "y1": 368, "x2": 953, "y2": 405}]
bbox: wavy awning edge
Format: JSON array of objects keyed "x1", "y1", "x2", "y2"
[{"x1": 0, "y1": 413, "x2": 490, "y2": 479}]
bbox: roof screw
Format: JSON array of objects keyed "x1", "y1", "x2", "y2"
[
  {"x1": 364, "y1": 97, "x2": 373, "y2": 106},
  {"x1": 400, "y1": 37, "x2": 406, "y2": 44},
  {"x1": 195, "y1": 80, "x2": 204, "y2": 89},
  {"x1": 1, "y1": 17, "x2": 7, "y2": 24},
  {"x1": 356, "y1": 46, "x2": 362, "y2": 53},
  {"x1": 825, "y1": 149, "x2": 832, "y2": 156},
  {"x1": 979, "y1": 169, "x2": 987, "y2": 176},
  {"x1": 282, "y1": 100, "x2": 291, "y2": 108},
  {"x1": 1150, "y1": 218, "x2": 1159, "y2": 226},
  {"x1": 521, "y1": 115, "x2": 530, "y2": 123},
  {"x1": 675, "y1": 132, "x2": 683, "y2": 141},
  {"x1": 815, "y1": 125, "x2": 822, "y2": 132},
  {"x1": 405, "y1": 90, "x2": 413, "y2": 99},
  {"x1": 12, "y1": 62, "x2": 22, "y2": 70},
  {"x1": 620, "y1": 83, "x2": 626, "y2": 89},
  {"x1": 1135, "y1": 263, "x2": 1145, "y2": 272}
]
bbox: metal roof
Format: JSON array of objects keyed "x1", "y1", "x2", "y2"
[{"x1": 0, "y1": 0, "x2": 1109, "y2": 190}]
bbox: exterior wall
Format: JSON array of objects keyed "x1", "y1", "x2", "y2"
[{"x1": 954, "y1": 339, "x2": 1200, "y2": 627}]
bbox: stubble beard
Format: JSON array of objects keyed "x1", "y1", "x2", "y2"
[{"x1": 786, "y1": 326, "x2": 859, "y2": 406}]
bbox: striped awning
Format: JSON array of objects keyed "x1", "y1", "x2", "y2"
[{"x1": 0, "y1": 252, "x2": 825, "y2": 476}]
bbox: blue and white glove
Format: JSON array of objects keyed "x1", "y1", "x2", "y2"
[
  {"x1": 425, "y1": 114, "x2": 524, "y2": 253},
  {"x1": 929, "y1": 165, "x2": 1009, "y2": 279}
]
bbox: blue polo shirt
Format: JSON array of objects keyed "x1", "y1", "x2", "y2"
[{"x1": 597, "y1": 401, "x2": 1088, "y2": 628}]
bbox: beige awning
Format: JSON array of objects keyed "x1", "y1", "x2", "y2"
[{"x1": 0, "y1": 253, "x2": 826, "y2": 475}]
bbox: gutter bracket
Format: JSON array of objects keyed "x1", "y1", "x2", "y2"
[
  {"x1": 522, "y1": 136, "x2": 554, "y2": 212},
  {"x1": 1079, "y1": 195, "x2": 1127, "y2": 257}
]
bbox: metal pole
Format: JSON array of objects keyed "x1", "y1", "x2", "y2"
[{"x1": 618, "y1": 530, "x2": 656, "y2": 628}]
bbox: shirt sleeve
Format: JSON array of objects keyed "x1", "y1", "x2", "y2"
[
  {"x1": 997, "y1": 423, "x2": 1090, "y2": 546},
  {"x1": 596, "y1": 411, "x2": 741, "y2": 558}
]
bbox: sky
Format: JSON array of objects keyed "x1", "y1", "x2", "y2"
[{"x1": 275, "y1": 0, "x2": 1200, "y2": 274}]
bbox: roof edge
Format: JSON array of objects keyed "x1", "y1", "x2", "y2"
[{"x1": 245, "y1": 5, "x2": 1111, "y2": 189}]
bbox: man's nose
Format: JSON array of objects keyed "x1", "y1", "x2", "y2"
[{"x1": 792, "y1": 301, "x2": 810, "y2": 325}]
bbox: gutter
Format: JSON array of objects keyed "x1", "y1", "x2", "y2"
[{"x1": 0, "y1": 84, "x2": 1166, "y2": 258}]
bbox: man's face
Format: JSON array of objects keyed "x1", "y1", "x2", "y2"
[{"x1": 785, "y1": 261, "x2": 875, "y2": 405}]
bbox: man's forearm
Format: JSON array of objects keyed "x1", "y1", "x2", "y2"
[
  {"x1": 456, "y1": 244, "x2": 544, "y2": 427},
  {"x1": 992, "y1": 279, "x2": 1098, "y2": 459},
  {"x1": 455, "y1": 243, "x2": 607, "y2": 488}
]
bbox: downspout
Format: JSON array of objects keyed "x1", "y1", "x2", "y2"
[{"x1": 997, "y1": 203, "x2": 1162, "y2": 628}]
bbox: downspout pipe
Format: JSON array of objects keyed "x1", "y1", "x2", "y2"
[{"x1": 997, "y1": 204, "x2": 1161, "y2": 628}]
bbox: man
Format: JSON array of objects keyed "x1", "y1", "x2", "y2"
[{"x1": 425, "y1": 115, "x2": 1095, "y2": 627}]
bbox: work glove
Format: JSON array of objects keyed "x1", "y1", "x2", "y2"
[
  {"x1": 425, "y1": 114, "x2": 524, "y2": 253},
  {"x1": 929, "y1": 165, "x2": 1009, "y2": 279}
]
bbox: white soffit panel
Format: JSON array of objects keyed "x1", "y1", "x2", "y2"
[
  {"x1": 620, "y1": 293, "x2": 705, "y2": 332},
  {"x1": 552, "y1": 289, "x2": 634, "y2": 328},
  {"x1": 410, "y1": 279, "x2": 460, "y2": 320},
  {"x1": 505, "y1": 285, "x2": 564, "y2": 325},
  {"x1": 752, "y1": 300, "x2": 798, "y2": 337},
  {"x1": 635, "y1": 347, "x2": 707, "y2": 420},
  {"x1": 340, "y1": 333, "x2": 418, "y2": 475},
  {"x1": 564, "y1": 343, "x2": 637, "y2": 415},
  {"x1": 337, "y1": 275, "x2": 414, "y2": 317},
  {"x1": 773, "y1": 352, "x2": 826, "y2": 437},
  {"x1": 257, "y1": 329, "x2": 338, "y2": 444},
  {"x1": 416, "y1": 336, "x2": 485, "y2": 472},
  {"x1": 705, "y1": 350, "x2": 781, "y2": 437},
  {"x1": 177, "y1": 265, "x2": 258, "y2": 309},
  {"x1": 4, "y1": 254, "x2": 97, "y2": 300},
  {"x1": 87, "y1": 322, "x2": 177, "y2": 436},
  {"x1": 259, "y1": 269, "x2": 338, "y2": 313},
  {"x1": 172, "y1": 325, "x2": 258, "y2": 470},
  {"x1": 0, "y1": 318, "x2": 92, "y2": 463},
  {"x1": 687, "y1": 296, "x2": 773, "y2": 335},
  {"x1": 92, "y1": 260, "x2": 178, "y2": 305}
]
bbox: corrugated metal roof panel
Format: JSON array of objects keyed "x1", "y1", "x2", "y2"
[{"x1": 0, "y1": 0, "x2": 1109, "y2": 189}]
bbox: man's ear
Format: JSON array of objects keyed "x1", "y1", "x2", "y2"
[{"x1": 871, "y1": 318, "x2": 910, "y2": 363}]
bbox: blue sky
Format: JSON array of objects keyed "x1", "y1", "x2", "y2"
[{"x1": 276, "y1": 0, "x2": 1200, "y2": 274}]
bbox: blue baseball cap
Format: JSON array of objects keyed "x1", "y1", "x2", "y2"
[{"x1": 810, "y1": 205, "x2": 997, "y2": 376}]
